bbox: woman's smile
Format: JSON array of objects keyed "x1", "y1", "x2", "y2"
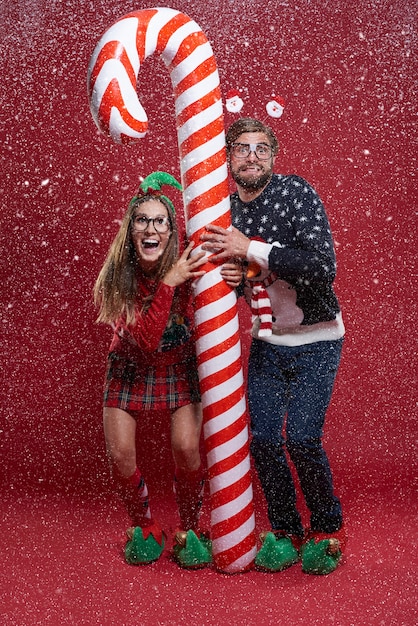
[{"x1": 131, "y1": 199, "x2": 172, "y2": 271}]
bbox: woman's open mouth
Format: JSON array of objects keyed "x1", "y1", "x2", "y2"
[{"x1": 142, "y1": 238, "x2": 160, "y2": 250}]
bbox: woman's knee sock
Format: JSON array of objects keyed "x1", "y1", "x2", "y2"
[
  {"x1": 173, "y1": 465, "x2": 205, "y2": 531},
  {"x1": 115, "y1": 467, "x2": 152, "y2": 527}
]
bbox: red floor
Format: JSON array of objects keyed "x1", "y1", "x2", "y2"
[{"x1": 1, "y1": 466, "x2": 415, "y2": 626}]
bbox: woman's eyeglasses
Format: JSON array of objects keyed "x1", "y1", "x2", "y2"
[{"x1": 132, "y1": 215, "x2": 171, "y2": 233}]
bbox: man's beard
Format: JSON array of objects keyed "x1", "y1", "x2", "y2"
[{"x1": 232, "y1": 168, "x2": 272, "y2": 192}]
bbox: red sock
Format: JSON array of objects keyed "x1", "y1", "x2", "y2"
[
  {"x1": 115, "y1": 467, "x2": 152, "y2": 527},
  {"x1": 173, "y1": 465, "x2": 205, "y2": 531}
]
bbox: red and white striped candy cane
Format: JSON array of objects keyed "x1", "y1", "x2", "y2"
[{"x1": 87, "y1": 7, "x2": 256, "y2": 573}]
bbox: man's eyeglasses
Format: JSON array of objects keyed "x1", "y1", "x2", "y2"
[
  {"x1": 230, "y1": 142, "x2": 273, "y2": 160},
  {"x1": 132, "y1": 215, "x2": 171, "y2": 233}
]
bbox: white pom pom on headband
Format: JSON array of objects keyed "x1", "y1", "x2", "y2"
[
  {"x1": 225, "y1": 89, "x2": 286, "y2": 120},
  {"x1": 265, "y1": 95, "x2": 285, "y2": 118},
  {"x1": 130, "y1": 171, "x2": 182, "y2": 214}
]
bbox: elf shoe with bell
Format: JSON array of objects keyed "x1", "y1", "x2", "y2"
[
  {"x1": 255, "y1": 531, "x2": 302, "y2": 572},
  {"x1": 172, "y1": 529, "x2": 212, "y2": 569},
  {"x1": 301, "y1": 526, "x2": 347, "y2": 575},
  {"x1": 124, "y1": 520, "x2": 165, "y2": 565}
]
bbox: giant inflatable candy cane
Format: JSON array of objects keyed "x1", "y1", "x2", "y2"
[{"x1": 87, "y1": 7, "x2": 256, "y2": 573}]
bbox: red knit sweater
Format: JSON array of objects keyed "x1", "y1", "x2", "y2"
[{"x1": 108, "y1": 278, "x2": 196, "y2": 367}]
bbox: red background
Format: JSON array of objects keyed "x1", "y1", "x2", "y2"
[{"x1": 0, "y1": 1, "x2": 416, "y2": 624}]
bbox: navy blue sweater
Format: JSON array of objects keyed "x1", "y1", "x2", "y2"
[{"x1": 231, "y1": 174, "x2": 343, "y2": 336}]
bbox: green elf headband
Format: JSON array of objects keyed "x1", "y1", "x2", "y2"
[{"x1": 129, "y1": 171, "x2": 182, "y2": 214}]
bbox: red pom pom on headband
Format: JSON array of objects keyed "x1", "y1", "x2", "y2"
[{"x1": 130, "y1": 171, "x2": 182, "y2": 213}]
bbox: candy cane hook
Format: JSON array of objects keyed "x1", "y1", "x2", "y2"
[{"x1": 87, "y1": 7, "x2": 256, "y2": 573}]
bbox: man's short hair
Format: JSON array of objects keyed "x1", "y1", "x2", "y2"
[{"x1": 225, "y1": 117, "x2": 279, "y2": 155}]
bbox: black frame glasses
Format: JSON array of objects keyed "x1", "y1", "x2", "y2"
[{"x1": 131, "y1": 214, "x2": 171, "y2": 233}]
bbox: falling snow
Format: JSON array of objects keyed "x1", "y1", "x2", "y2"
[{"x1": 0, "y1": 0, "x2": 416, "y2": 624}]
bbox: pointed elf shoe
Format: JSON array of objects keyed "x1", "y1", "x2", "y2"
[
  {"x1": 172, "y1": 529, "x2": 212, "y2": 569},
  {"x1": 255, "y1": 531, "x2": 300, "y2": 572},
  {"x1": 124, "y1": 522, "x2": 165, "y2": 565},
  {"x1": 301, "y1": 526, "x2": 347, "y2": 575}
]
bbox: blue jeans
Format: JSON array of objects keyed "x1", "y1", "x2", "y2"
[{"x1": 248, "y1": 338, "x2": 344, "y2": 536}]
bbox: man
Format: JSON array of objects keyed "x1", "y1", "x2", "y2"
[{"x1": 201, "y1": 118, "x2": 346, "y2": 575}]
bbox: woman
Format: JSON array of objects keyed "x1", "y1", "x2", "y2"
[{"x1": 94, "y1": 172, "x2": 212, "y2": 568}]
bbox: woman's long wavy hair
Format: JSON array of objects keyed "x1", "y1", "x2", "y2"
[{"x1": 94, "y1": 195, "x2": 178, "y2": 326}]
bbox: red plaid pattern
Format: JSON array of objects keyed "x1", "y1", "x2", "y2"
[{"x1": 103, "y1": 352, "x2": 200, "y2": 412}]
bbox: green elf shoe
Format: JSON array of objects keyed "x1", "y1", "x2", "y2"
[
  {"x1": 124, "y1": 523, "x2": 165, "y2": 565},
  {"x1": 301, "y1": 527, "x2": 347, "y2": 575},
  {"x1": 172, "y1": 529, "x2": 212, "y2": 569},
  {"x1": 255, "y1": 531, "x2": 300, "y2": 572}
]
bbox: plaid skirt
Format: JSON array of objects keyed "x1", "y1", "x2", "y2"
[{"x1": 103, "y1": 351, "x2": 201, "y2": 413}]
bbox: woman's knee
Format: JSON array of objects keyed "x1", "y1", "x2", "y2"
[
  {"x1": 106, "y1": 439, "x2": 131, "y2": 465},
  {"x1": 171, "y1": 404, "x2": 202, "y2": 469},
  {"x1": 103, "y1": 408, "x2": 137, "y2": 476},
  {"x1": 105, "y1": 442, "x2": 136, "y2": 478},
  {"x1": 172, "y1": 437, "x2": 201, "y2": 470}
]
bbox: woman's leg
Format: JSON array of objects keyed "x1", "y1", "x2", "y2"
[
  {"x1": 171, "y1": 403, "x2": 204, "y2": 531},
  {"x1": 103, "y1": 407, "x2": 151, "y2": 526}
]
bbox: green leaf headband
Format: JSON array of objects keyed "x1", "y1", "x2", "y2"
[{"x1": 129, "y1": 171, "x2": 182, "y2": 214}]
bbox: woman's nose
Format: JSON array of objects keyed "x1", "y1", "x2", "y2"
[{"x1": 145, "y1": 218, "x2": 157, "y2": 232}]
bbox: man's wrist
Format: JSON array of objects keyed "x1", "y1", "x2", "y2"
[{"x1": 247, "y1": 240, "x2": 273, "y2": 268}]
